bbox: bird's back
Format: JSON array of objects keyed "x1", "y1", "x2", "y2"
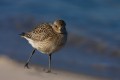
[{"x1": 24, "y1": 23, "x2": 56, "y2": 41}]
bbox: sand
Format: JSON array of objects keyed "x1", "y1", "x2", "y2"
[{"x1": 0, "y1": 56, "x2": 107, "y2": 80}]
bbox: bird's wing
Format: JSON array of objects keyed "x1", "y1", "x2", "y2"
[{"x1": 25, "y1": 23, "x2": 56, "y2": 41}]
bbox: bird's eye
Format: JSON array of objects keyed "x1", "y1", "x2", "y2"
[{"x1": 54, "y1": 25, "x2": 58, "y2": 28}]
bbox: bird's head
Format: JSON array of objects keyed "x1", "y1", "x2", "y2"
[{"x1": 52, "y1": 20, "x2": 67, "y2": 34}]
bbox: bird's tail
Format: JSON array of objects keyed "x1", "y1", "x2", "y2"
[{"x1": 19, "y1": 32, "x2": 26, "y2": 37}]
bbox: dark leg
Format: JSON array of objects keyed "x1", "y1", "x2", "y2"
[
  {"x1": 47, "y1": 54, "x2": 52, "y2": 73},
  {"x1": 24, "y1": 49, "x2": 36, "y2": 69}
]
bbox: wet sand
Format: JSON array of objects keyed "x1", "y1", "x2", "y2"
[{"x1": 0, "y1": 56, "x2": 107, "y2": 80}]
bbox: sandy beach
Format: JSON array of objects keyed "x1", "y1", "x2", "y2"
[{"x1": 0, "y1": 56, "x2": 107, "y2": 80}]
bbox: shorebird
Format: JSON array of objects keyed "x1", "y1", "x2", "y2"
[{"x1": 20, "y1": 20, "x2": 67, "y2": 72}]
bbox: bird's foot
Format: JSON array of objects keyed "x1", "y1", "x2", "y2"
[
  {"x1": 42, "y1": 68, "x2": 51, "y2": 73},
  {"x1": 24, "y1": 62, "x2": 30, "y2": 69},
  {"x1": 46, "y1": 69, "x2": 51, "y2": 73}
]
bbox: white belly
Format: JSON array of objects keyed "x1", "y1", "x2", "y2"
[{"x1": 25, "y1": 38, "x2": 61, "y2": 54}]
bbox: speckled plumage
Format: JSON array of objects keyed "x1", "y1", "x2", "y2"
[
  {"x1": 22, "y1": 20, "x2": 67, "y2": 54},
  {"x1": 20, "y1": 20, "x2": 67, "y2": 72}
]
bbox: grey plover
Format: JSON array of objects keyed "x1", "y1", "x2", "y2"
[{"x1": 20, "y1": 20, "x2": 67, "y2": 72}]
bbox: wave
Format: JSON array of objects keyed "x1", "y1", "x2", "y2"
[{"x1": 68, "y1": 33, "x2": 120, "y2": 57}]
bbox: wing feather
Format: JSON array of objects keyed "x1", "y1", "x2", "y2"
[{"x1": 25, "y1": 23, "x2": 56, "y2": 41}]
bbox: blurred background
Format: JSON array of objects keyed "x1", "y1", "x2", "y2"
[{"x1": 0, "y1": 0, "x2": 120, "y2": 79}]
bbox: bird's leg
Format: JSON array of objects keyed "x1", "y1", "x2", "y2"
[
  {"x1": 24, "y1": 49, "x2": 36, "y2": 69},
  {"x1": 47, "y1": 54, "x2": 52, "y2": 73}
]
